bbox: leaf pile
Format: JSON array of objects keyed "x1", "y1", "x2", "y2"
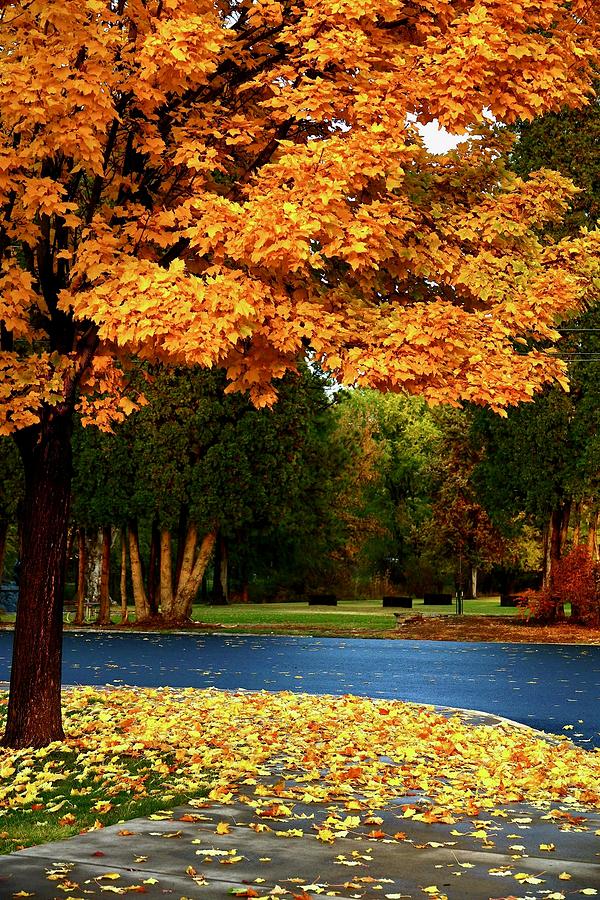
[{"x1": 1, "y1": 687, "x2": 600, "y2": 833}]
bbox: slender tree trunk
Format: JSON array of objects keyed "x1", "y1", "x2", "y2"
[
  {"x1": 174, "y1": 505, "x2": 189, "y2": 590},
  {"x1": 0, "y1": 520, "x2": 8, "y2": 581},
  {"x1": 177, "y1": 522, "x2": 197, "y2": 591},
  {"x1": 572, "y1": 501, "x2": 582, "y2": 547},
  {"x1": 84, "y1": 528, "x2": 103, "y2": 620},
  {"x1": 559, "y1": 499, "x2": 571, "y2": 555},
  {"x1": 159, "y1": 527, "x2": 174, "y2": 618},
  {"x1": 96, "y1": 525, "x2": 111, "y2": 625},
  {"x1": 2, "y1": 410, "x2": 73, "y2": 748},
  {"x1": 147, "y1": 518, "x2": 160, "y2": 616},
  {"x1": 541, "y1": 521, "x2": 550, "y2": 590},
  {"x1": 120, "y1": 528, "x2": 128, "y2": 624},
  {"x1": 170, "y1": 530, "x2": 217, "y2": 621},
  {"x1": 588, "y1": 508, "x2": 599, "y2": 561},
  {"x1": 470, "y1": 565, "x2": 478, "y2": 600},
  {"x1": 549, "y1": 506, "x2": 565, "y2": 621},
  {"x1": 74, "y1": 526, "x2": 86, "y2": 626},
  {"x1": 128, "y1": 521, "x2": 151, "y2": 623},
  {"x1": 211, "y1": 532, "x2": 228, "y2": 605}
]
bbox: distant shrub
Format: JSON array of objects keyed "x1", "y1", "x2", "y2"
[
  {"x1": 518, "y1": 545, "x2": 600, "y2": 626},
  {"x1": 553, "y1": 545, "x2": 600, "y2": 626},
  {"x1": 517, "y1": 587, "x2": 557, "y2": 623}
]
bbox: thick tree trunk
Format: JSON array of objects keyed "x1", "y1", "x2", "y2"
[
  {"x1": 96, "y1": 525, "x2": 111, "y2": 625},
  {"x1": 147, "y1": 518, "x2": 160, "y2": 616},
  {"x1": 128, "y1": 521, "x2": 151, "y2": 623},
  {"x1": 169, "y1": 530, "x2": 217, "y2": 622},
  {"x1": 2, "y1": 411, "x2": 72, "y2": 748},
  {"x1": 159, "y1": 528, "x2": 174, "y2": 618},
  {"x1": 74, "y1": 527, "x2": 86, "y2": 625},
  {"x1": 120, "y1": 528, "x2": 128, "y2": 624}
]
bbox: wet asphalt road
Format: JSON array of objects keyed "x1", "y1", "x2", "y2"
[{"x1": 1, "y1": 631, "x2": 599, "y2": 747}]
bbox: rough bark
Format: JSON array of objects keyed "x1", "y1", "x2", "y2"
[
  {"x1": 96, "y1": 525, "x2": 111, "y2": 625},
  {"x1": 159, "y1": 527, "x2": 174, "y2": 618},
  {"x1": 128, "y1": 521, "x2": 151, "y2": 623},
  {"x1": 120, "y1": 528, "x2": 128, "y2": 624},
  {"x1": 74, "y1": 526, "x2": 86, "y2": 626},
  {"x1": 2, "y1": 409, "x2": 72, "y2": 748}
]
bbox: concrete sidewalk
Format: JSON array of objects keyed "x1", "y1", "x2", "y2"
[{"x1": 1, "y1": 790, "x2": 599, "y2": 898}]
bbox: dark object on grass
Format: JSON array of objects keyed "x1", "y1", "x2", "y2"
[
  {"x1": 308, "y1": 594, "x2": 337, "y2": 606},
  {"x1": 500, "y1": 593, "x2": 521, "y2": 607},
  {"x1": 423, "y1": 592, "x2": 453, "y2": 605},
  {"x1": 383, "y1": 596, "x2": 413, "y2": 608}
]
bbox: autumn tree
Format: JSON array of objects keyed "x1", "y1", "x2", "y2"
[{"x1": 1, "y1": 0, "x2": 600, "y2": 747}]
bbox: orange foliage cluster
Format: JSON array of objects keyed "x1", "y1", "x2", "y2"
[{"x1": 0, "y1": 1, "x2": 599, "y2": 431}]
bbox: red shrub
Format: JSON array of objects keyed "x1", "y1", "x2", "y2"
[
  {"x1": 553, "y1": 545, "x2": 600, "y2": 626},
  {"x1": 517, "y1": 587, "x2": 558, "y2": 623}
]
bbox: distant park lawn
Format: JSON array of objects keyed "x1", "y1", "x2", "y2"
[{"x1": 188, "y1": 596, "x2": 521, "y2": 631}]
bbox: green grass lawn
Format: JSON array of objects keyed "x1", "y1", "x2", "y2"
[
  {"x1": 188, "y1": 596, "x2": 521, "y2": 629},
  {"x1": 0, "y1": 596, "x2": 524, "y2": 630}
]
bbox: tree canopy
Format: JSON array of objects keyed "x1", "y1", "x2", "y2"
[{"x1": 1, "y1": 0, "x2": 600, "y2": 428}]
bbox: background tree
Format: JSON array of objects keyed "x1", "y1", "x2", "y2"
[
  {"x1": 1, "y1": 0, "x2": 600, "y2": 747},
  {"x1": 427, "y1": 409, "x2": 505, "y2": 599},
  {"x1": 71, "y1": 365, "x2": 344, "y2": 619},
  {"x1": 469, "y1": 85, "x2": 600, "y2": 615},
  {"x1": 328, "y1": 391, "x2": 439, "y2": 595}
]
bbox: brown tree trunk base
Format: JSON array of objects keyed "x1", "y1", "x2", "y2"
[{"x1": 2, "y1": 409, "x2": 72, "y2": 749}]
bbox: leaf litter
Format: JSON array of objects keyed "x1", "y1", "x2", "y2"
[{"x1": 2, "y1": 687, "x2": 600, "y2": 898}]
